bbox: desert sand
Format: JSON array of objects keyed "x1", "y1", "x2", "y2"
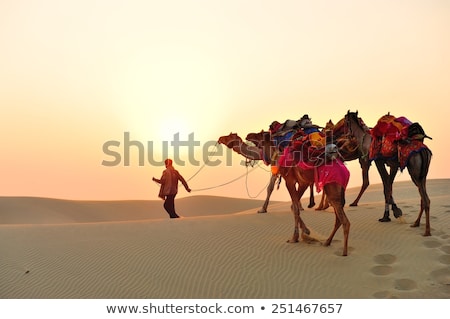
[{"x1": 1, "y1": 179, "x2": 449, "y2": 299}]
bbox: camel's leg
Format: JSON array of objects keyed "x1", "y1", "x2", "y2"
[
  {"x1": 375, "y1": 160, "x2": 401, "y2": 222},
  {"x1": 308, "y1": 184, "x2": 316, "y2": 208},
  {"x1": 385, "y1": 163, "x2": 403, "y2": 218},
  {"x1": 411, "y1": 186, "x2": 430, "y2": 236},
  {"x1": 350, "y1": 157, "x2": 370, "y2": 206},
  {"x1": 387, "y1": 165, "x2": 403, "y2": 218},
  {"x1": 258, "y1": 174, "x2": 278, "y2": 213},
  {"x1": 408, "y1": 151, "x2": 431, "y2": 236},
  {"x1": 286, "y1": 178, "x2": 310, "y2": 243},
  {"x1": 295, "y1": 181, "x2": 313, "y2": 211},
  {"x1": 375, "y1": 160, "x2": 391, "y2": 222},
  {"x1": 316, "y1": 192, "x2": 329, "y2": 211},
  {"x1": 323, "y1": 184, "x2": 350, "y2": 256},
  {"x1": 323, "y1": 206, "x2": 341, "y2": 247},
  {"x1": 411, "y1": 198, "x2": 424, "y2": 228}
]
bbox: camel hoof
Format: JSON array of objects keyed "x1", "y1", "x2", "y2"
[
  {"x1": 423, "y1": 232, "x2": 431, "y2": 237},
  {"x1": 257, "y1": 209, "x2": 267, "y2": 214},
  {"x1": 379, "y1": 217, "x2": 391, "y2": 222},
  {"x1": 392, "y1": 205, "x2": 403, "y2": 218},
  {"x1": 349, "y1": 202, "x2": 358, "y2": 207},
  {"x1": 308, "y1": 203, "x2": 315, "y2": 208},
  {"x1": 287, "y1": 239, "x2": 299, "y2": 243},
  {"x1": 410, "y1": 222, "x2": 420, "y2": 228}
]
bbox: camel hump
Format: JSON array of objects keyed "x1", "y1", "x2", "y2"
[{"x1": 407, "y1": 122, "x2": 431, "y2": 140}]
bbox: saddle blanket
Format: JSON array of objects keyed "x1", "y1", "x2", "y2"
[
  {"x1": 315, "y1": 159, "x2": 350, "y2": 193},
  {"x1": 370, "y1": 114, "x2": 412, "y2": 159},
  {"x1": 398, "y1": 140, "x2": 429, "y2": 170}
]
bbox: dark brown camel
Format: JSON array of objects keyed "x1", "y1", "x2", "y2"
[
  {"x1": 346, "y1": 111, "x2": 432, "y2": 236},
  {"x1": 218, "y1": 132, "x2": 351, "y2": 256},
  {"x1": 327, "y1": 111, "x2": 372, "y2": 207}
]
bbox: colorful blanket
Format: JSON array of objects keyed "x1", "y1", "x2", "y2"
[
  {"x1": 398, "y1": 140, "x2": 429, "y2": 170},
  {"x1": 369, "y1": 114, "x2": 430, "y2": 170},
  {"x1": 315, "y1": 159, "x2": 350, "y2": 193}
]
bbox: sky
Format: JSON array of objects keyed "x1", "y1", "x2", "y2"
[{"x1": 1, "y1": 0, "x2": 449, "y2": 201}]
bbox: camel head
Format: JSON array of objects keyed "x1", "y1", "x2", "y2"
[
  {"x1": 324, "y1": 120, "x2": 334, "y2": 131},
  {"x1": 245, "y1": 130, "x2": 266, "y2": 146},
  {"x1": 218, "y1": 132, "x2": 243, "y2": 149}
]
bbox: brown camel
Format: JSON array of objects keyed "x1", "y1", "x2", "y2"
[
  {"x1": 218, "y1": 131, "x2": 351, "y2": 256},
  {"x1": 356, "y1": 112, "x2": 432, "y2": 236},
  {"x1": 246, "y1": 112, "x2": 372, "y2": 212},
  {"x1": 245, "y1": 130, "x2": 316, "y2": 213}
]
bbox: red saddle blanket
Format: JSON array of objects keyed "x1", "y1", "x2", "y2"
[
  {"x1": 398, "y1": 140, "x2": 429, "y2": 170},
  {"x1": 315, "y1": 159, "x2": 350, "y2": 193},
  {"x1": 370, "y1": 115, "x2": 413, "y2": 159}
]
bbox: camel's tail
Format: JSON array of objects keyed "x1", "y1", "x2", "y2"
[{"x1": 419, "y1": 147, "x2": 432, "y2": 180}]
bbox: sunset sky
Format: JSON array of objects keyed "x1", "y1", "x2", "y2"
[{"x1": 1, "y1": 0, "x2": 449, "y2": 201}]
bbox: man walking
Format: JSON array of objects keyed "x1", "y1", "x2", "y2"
[{"x1": 152, "y1": 159, "x2": 191, "y2": 218}]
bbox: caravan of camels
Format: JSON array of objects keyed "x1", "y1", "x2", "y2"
[{"x1": 218, "y1": 111, "x2": 432, "y2": 256}]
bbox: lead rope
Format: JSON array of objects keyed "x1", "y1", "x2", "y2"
[
  {"x1": 245, "y1": 163, "x2": 272, "y2": 198},
  {"x1": 154, "y1": 141, "x2": 271, "y2": 198},
  {"x1": 186, "y1": 142, "x2": 264, "y2": 195},
  {"x1": 186, "y1": 142, "x2": 219, "y2": 182}
]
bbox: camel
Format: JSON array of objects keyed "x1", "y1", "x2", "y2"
[
  {"x1": 346, "y1": 111, "x2": 432, "y2": 236},
  {"x1": 245, "y1": 112, "x2": 372, "y2": 212},
  {"x1": 218, "y1": 131, "x2": 351, "y2": 256},
  {"x1": 245, "y1": 130, "x2": 316, "y2": 213}
]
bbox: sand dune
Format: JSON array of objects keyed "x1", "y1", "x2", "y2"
[{"x1": 1, "y1": 179, "x2": 449, "y2": 298}]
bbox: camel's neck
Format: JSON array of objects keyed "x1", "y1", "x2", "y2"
[{"x1": 230, "y1": 140, "x2": 264, "y2": 161}]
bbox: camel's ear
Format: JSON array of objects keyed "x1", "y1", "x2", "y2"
[{"x1": 356, "y1": 110, "x2": 358, "y2": 116}]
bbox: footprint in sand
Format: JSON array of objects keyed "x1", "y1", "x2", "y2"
[
  {"x1": 394, "y1": 278, "x2": 417, "y2": 291},
  {"x1": 423, "y1": 240, "x2": 442, "y2": 248},
  {"x1": 440, "y1": 245, "x2": 450, "y2": 254},
  {"x1": 370, "y1": 265, "x2": 393, "y2": 276},
  {"x1": 370, "y1": 254, "x2": 396, "y2": 276},
  {"x1": 430, "y1": 268, "x2": 450, "y2": 294},
  {"x1": 438, "y1": 255, "x2": 450, "y2": 265},
  {"x1": 373, "y1": 253, "x2": 396, "y2": 265}
]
